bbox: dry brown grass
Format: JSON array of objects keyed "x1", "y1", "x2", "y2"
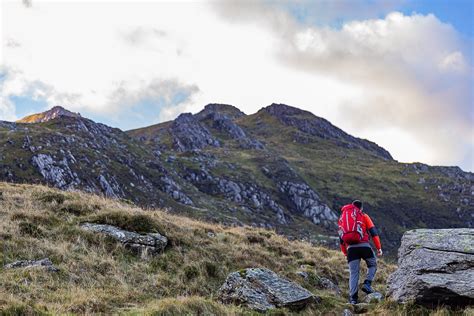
[{"x1": 0, "y1": 182, "x2": 464, "y2": 315}]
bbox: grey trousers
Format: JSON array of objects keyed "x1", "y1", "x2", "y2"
[{"x1": 347, "y1": 246, "x2": 377, "y2": 299}]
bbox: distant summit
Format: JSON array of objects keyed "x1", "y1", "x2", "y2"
[
  {"x1": 196, "y1": 103, "x2": 246, "y2": 120},
  {"x1": 17, "y1": 106, "x2": 81, "y2": 123},
  {"x1": 259, "y1": 103, "x2": 393, "y2": 160}
]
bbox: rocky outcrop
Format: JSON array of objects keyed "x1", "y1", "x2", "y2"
[
  {"x1": 218, "y1": 268, "x2": 316, "y2": 312},
  {"x1": 80, "y1": 223, "x2": 168, "y2": 257},
  {"x1": 171, "y1": 113, "x2": 220, "y2": 151},
  {"x1": 184, "y1": 168, "x2": 288, "y2": 224},
  {"x1": 387, "y1": 228, "x2": 474, "y2": 307},
  {"x1": 261, "y1": 160, "x2": 337, "y2": 227},
  {"x1": 159, "y1": 176, "x2": 193, "y2": 205},
  {"x1": 199, "y1": 111, "x2": 264, "y2": 149},
  {"x1": 4, "y1": 258, "x2": 59, "y2": 272},
  {"x1": 32, "y1": 153, "x2": 81, "y2": 190},
  {"x1": 278, "y1": 181, "x2": 337, "y2": 227}
]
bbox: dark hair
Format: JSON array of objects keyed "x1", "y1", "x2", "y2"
[{"x1": 352, "y1": 200, "x2": 363, "y2": 209}]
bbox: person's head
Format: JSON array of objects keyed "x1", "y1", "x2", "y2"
[{"x1": 352, "y1": 200, "x2": 363, "y2": 210}]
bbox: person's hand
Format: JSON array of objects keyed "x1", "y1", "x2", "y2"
[{"x1": 377, "y1": 249, "x2": 383, "y2": 257}]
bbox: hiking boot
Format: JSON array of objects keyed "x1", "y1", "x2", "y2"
[
  {"x1": 349, "y1": 293, "x2": 358, "y2": 305},
  {"x1": 361, "y1": 280, "x2": 374, "y2": 294}
]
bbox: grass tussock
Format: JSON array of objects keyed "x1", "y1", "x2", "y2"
[{"x1": 0, "y1": 182, "x2": 462, "y2": 315}]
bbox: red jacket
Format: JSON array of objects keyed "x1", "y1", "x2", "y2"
[{"x1": 339, "y1": 210, "x2": 382, "y2": 256}]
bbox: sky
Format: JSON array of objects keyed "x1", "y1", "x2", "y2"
[{"x1": 0, "y1": 0, "x2": 473, "y2": 171}]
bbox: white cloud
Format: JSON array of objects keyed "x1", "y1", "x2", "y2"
[{"x1": 0, "y1": 0, "x2": 472, "y2": 170}]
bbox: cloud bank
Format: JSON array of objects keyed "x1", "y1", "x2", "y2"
[{"x1": 1, "y1": 1, "x2": 472, "y2": 170}]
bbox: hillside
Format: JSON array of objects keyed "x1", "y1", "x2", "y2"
[
  {"x1": 5, "y1": 181, "x2": 464, "y2": 315},
  {"x1": 1, "y1": 104, "x2": 473, "y2": 256}
]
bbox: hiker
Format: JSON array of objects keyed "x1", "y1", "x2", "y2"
[{"x1": 338, "y1": 200, "x2": 382, "y2": 304}]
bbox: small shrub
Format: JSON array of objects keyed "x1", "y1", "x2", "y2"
[
  {"x1": 18, "y1": 221, "x2": 43, "y2": 238},
  {"x1": 184, "y1": 265, "x2": 200, "y2": 280},
  {"x1": 203, "y1": 261, "x2": 219, "y2": 278},
  {"x1": 53, "y1": 202, "x2": 99, "y2": 216},
  {"x1": 246, "y1": 233, "x2": 265, "y2": 244},
  {"x1": 119, "y1": 198, "x2": 135, "y2": 205},
  {"x1": 36, "y1": 192, "x2": 67, "y2": 204},
  {"x1": 293, "y1": 250, "x2": 304, "y2": 259},
  {"x1": 88, "y1": 211, "x2": 160, "y2": 233}
]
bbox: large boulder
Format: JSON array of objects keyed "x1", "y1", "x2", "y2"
[
  {"x1": 387, "y1": 228, "x2": 474, "y2": 307},
  {"x1": 80, "y1": 223, "x2": 168, "y2": 257},
  {"x1": 218, "y1": 268, "x2": 316, "y2": 312}
]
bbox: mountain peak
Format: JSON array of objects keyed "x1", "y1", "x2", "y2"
[
  {"x1": 17, "y1": 106, "x2": 81, "y2": 124},
  {"x1": 196, "y1": 103, "x2": 246, "y2": 120},
  {"x1": 259, "y1": 103, "x2": 393, "y2": 160},
  {"x1": 261, "y1": 103, "x2": 312, "y2": 117}
]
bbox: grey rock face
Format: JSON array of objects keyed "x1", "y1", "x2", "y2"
[
  {"x1": 387, "y1": 228, "x2": 474, "y2": 307},
  {"x1": 201, "y1": 112, "x2": 264, "y2": 149},
  {"x1": 80, "y1": 223, "x2": 168, "y2": 257},
  {"x1": 4, "y1": 258, "x2": 59, "y2": 272},
  {"x1": 98, "y1": 174, "x2": 118, "y2": 198},
  {"x1": 32, "y1": 154, "x2": 80, "y2": 189},
  {"x1": 160, "y1": 176, "x2": 193, "y2": 205},
  {"x1": 218, "y1": 268, "x2": 316, "y2": 312},
  {"x1": 279, "y1": 181, "x2": 337, "y2": 227},
  {"x1": 184, "y1": 169, "x2": 288, "y2": 224},
  {"x1": 171, "y1": 113, "x2": 220, "y2": 151}
]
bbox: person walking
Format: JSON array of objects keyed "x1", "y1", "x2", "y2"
[{"x1": 338, "y1": 200, "x2": 383, "y2": 304}]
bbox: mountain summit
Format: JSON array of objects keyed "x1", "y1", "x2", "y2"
[{"x1": 16, "y1": 106, "x2": 81, "y2": 123}]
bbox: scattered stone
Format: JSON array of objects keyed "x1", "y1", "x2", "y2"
[
  {"x1": 364, "y1": 292, "x2": 383, "y2": 304},
  {"x1": 4, "y1": 258, "x2": 59, "y2": 272},
  {"x1": 342, "y1": 308, "x2": 354, "y2": 316},
  {"x1": 352, "y1": 303, "x2": 369, "y2": 314},
  {"x1": 319, "y1": 277, "x2": 342, "y2": 296},
  {"x1": 296, "y1": 271, "x2": 309, "y2": 280},
  {"x1": 387, "y1": 228, "x2": 474, "y2": 307},
  {"x1": 80, "y1": 223, "x2": 168, "y2": 257},
  {"x1": 218, "y1": 267, "x2": 317, "y2": 312}
]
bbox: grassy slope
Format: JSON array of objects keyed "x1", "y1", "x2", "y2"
[{"x1": 1, "y1": 182, "x2": 471, "y2": 316}]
